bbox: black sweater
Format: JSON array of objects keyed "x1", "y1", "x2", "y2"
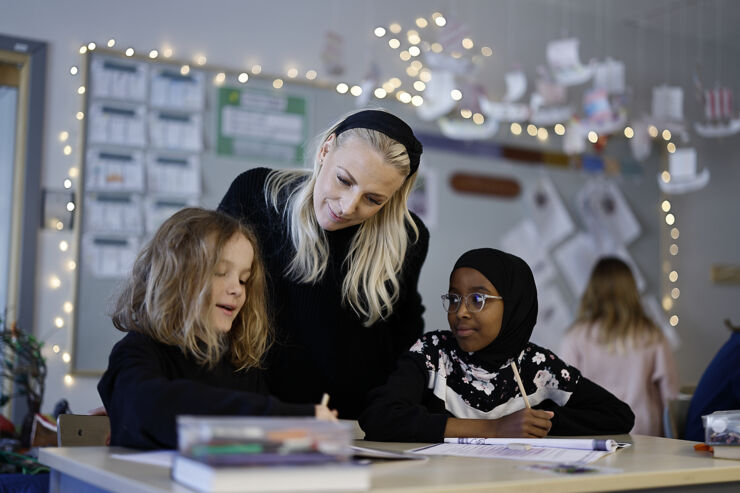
[
  {"x1": 218, "y1": 167, "x2": 429, "y2": 419},
  {"x1": 359, "y1": 331, "x2": 635, "y2": 442},
  {"x1": 98, "y1": 332, "x2": 314, "y2": 450}
]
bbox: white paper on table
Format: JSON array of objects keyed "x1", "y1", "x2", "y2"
[
  {"x1": 500, "y1": 219, "x2": 557, "y2": 287},
  {"x1": 531, "y1": 284, "x2": 573, "y2": 350},
  {"x1": 84, "y1": 193, "x2": 143, "y2": 235},
  {"x1": 146, "y1": 153, "x2": 201, "y2": 196},
  {"x1": 553, "y1": 232, "x2": 645, "y2": 298},
  {"x1": 409, "y1": 443, "x2": 611, "y2": 464},
  {"x1": 85, "y1": 149, "x2": 145, "y2": 193},
  {"x1": 82, "y1": 234, "x2": 139, "y2": 279},
  {"x1": 526, "y1": 176, "x2": 575, "y2": 250},
  {"x1": 110, "y1": 450, "x2": 175, "y2": 468},
  {"x1": 576, "y1": 179, "x2": 641, "y2": 247}
]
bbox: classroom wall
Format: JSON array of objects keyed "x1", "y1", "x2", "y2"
[{"x1": 1, "y1": 0, "x2": 738, "y2": 415}]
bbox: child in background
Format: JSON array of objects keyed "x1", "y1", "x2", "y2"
[
  {"x1": 98, "y1": 208, "x2": 336, "y2": 450},
  {"x1": 359, "y1": 248, "x2": 634, "y2": 442},
  {"x1": 560, "y1": 257, "x2": 678, "y2": 436}
]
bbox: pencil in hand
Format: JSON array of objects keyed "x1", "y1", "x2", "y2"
[
  {"x1": 510, "y1": 361, "x2": 531, "y2": 409},
  {"x1": 320, "y1": 393, "x2": 330, "y2": 407}
]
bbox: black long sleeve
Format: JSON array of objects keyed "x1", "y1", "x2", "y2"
[
  {"x1": 98, "y1": 332, "x2": 314, "y2": 450},
  {"x1": 359, "y1": 352, "x2": 448, "y2": 443},
  {"x1": 541, "y1": 376, "x2": 635, "y2": 435},
  {"x1": 218, "y1": 168, "x2": 429, "y2": 418}
]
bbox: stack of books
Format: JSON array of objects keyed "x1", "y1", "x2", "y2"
[
  {"x1": 704, "y1": 410, "x2": 740, "y2": 460},
  {"x1": 172, "y1": 416, "x2": 369, "y2": 492}
]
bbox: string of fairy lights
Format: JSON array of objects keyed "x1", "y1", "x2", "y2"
[{"x1": 46, "y1": 10, "x2": 684, "y2": 388}]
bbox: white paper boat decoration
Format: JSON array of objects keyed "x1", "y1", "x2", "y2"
[
  {"x1": 530, "y1": 104, "x2": 573, "y2": 126},
  {"x1": 581, "y1": 88, "x2": 628, "y2": 135},
  {"x1": 424, "y1": 51, "x2": 474, "y2": 74},
  {"x1": 547, "y1": 38, "x2": 593, "y2": 86},
  {"x1": 629, "y1": 118, "x2": 652, "y2": 161},
  {"x1": 415, "y1": 70, "x2": 458, "y2": 121},
  {"x1": 694, "y1": 86, "x2": 740, "y2": 138},
  {"x1": 479, "y1": 97, "x2": 529, "y2": 122},
  {"x1": 563, "y1": 119, "x2": 586, "y2": 155},
  {"x1": 592, "y1": 58, "x2": 625, "y2": 94},
  {"x1": 438, "y1": 116, "x2": 499, "y2": 140},
  {"x1": 658, "y1": 147, "x2": 710, "y2": 194},
  {"x1": 649, "y1": 85, "x2": 689, "y2": 142},
  {"x1": 503, "y1": 70, "x2": 527, "y2": 102}
]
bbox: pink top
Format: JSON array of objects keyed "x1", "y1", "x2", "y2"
[{"x1": 560, "y1": 323, "x2": 679, "y2": 436}]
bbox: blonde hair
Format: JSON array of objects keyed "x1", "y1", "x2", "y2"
[
  {"x1": 266, "y1": 110, "x2": 419, "y2": 326},
  {"x1": 572, "y1": 257, "x2": 662, "y2": 352},
  {"x1": 112, "y1": 207, "x2": 271, "y2": 370}
]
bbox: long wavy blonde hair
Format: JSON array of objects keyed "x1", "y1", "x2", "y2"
[
  {"x1": 572, "y1": 257, "x2": 662, "y2": 352},
  {"x1": 265, "y1": 110, "x2": 419, "y2": 326},
  {"x1": 112, "y1": 207, "x2": 272, "y2": 370}
]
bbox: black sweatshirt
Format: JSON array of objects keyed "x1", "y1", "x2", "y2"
[
  {"x1": 98, "y1": 332, "x2": 314, "y2": 450},
  {"x1": 359, "y1": 331, "x2": 635, "y2": 442},
  {"x1": 218, "y1": 167, "x2": 429, "y2": 419}
]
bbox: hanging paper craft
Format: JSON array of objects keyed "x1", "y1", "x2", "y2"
[
  {"x1": 576, "y1": 178, "x2": 641, "y2": 247},
  {"x1": 582, "y1": 88, "x2": 627, "y2": 136},
  {"x1": 553, "y1": 232, "x2": 645, "y2": 298},
  {"x1": 530, "y1": 68, "x2": 572, "y2": 126},
  {"x1": 628, "y1": 118, "x2": 652, "y2": 161},
  {"x1": 438, "y1": 116, "x2": 499, "y2": 140},
  {"x1": 526, "y1": 176, "x2": 575, "y2": 250},
  {"x1": 416, "y1": 69, "x2": 458, "y2": 121},
  {"x1": 531, "y1": 284, "x2": 573, "y2": 351},
  {"x1": 592, "y1": 58, "x2": 625, "y2": 95},
  {"x1": 694, "y1": 86, "x2": 740, "y2": 137},
  {"x1": 658, "y1": 147, "x2": 709, "y2": 194},
  {"x1": 563, "y1": 118, "x2": 586, "y2": 155},
  {"x1": 503, "y1": 69, "x2": 527, "y2": 102},
  {"x1": 649, "y1": 85, "x2": 688, "y2": 142},
  {"x1": 500, "y1": 218, "x2": 557, "y2": 287},
  {"x1": 546, "y1": 38, "x2": 593, "y2": 87}
]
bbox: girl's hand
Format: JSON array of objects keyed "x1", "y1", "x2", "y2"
[
  {"x1": 314, "y1": 405, "x2": 339, "y2": 421},
  {"x1": 494, "y1": 408, "x2": 554, "y2": 438}
]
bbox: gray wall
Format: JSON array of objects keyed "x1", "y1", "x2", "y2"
[{"x1": 0, "y1": 0, "x2": 737, "y2": 413}]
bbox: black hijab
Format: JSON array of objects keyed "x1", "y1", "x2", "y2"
[{"x1": 452, "y1": 248, "x2": 538, "y2": 367}]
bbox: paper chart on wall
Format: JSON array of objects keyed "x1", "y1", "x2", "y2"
[
  {"x1": 146, "y1": 153, "x2": 202, "y2": 196},
  {"x1": 531, "y1": 284, "x2": 573, "y2": 351},
  {"x1": 526, "y1": 176, "x2": 575, "y2": 250},
  {"x1": 90, "y1": 57, "x2": 148, "y2": 102},
  {"x1": 553, "y1": 232, "x2": 646, "y2": 298},
  {"x1": 88, "y1": 102, "x2": 147, "y2": 147},
  {"x1": 84, "y1": 193, "x2": 143, "y2": 235},
  {"x1": 82, "y1": 234, "x2": 140, "y2": 279},
  {"x1": 149, "y1": 67, "x2": 205, "y2": 111},
  {"x1": 85, "y1": 149, "x2": 145, "y2": 193},
  {"x1": 148, "y1": 111, "x2": 203, "y2": 151},
  {"x1": 500, "y1": 218, "x2": 557, "y2": 287},
  {"x1": 576, "y1": 179, "x2": 640, "y2": 247},
  {"x1": 144, "y1": 196, "x2": 200, "y2": 234}
]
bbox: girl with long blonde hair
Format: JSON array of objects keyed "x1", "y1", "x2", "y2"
[
  {"x1": 560, "y1": 257, "x2": 678, "y2": 436},
  {"x1": 219, "y1": 109, "x2": 429, "y2": 418},
  {"x1": 98, "y1": 208, "x2": 335, "y2": 450}
]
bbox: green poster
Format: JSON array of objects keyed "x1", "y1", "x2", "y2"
[{"x1": 216, "y1": 86, "x2": 307, "y2": 164}]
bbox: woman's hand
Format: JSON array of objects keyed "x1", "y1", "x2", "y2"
[
  {"x1": 494, "y1": 408, "x2": 554, "y2": 438},
  {"x1": 314, "y1": 405, "x2": 339, "y2": 421}
]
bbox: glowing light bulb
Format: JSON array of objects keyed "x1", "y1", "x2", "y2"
[
  {"x1": 180, "y1": 65, "x2": 190, "y2": 76},
  {"x1": 305, "y1": 70, "x2": 317, "y2": 80},
  {"x1": 64, "y1": 302, "x2": 74, "y2": 313},
  {"x1": 64, "y1": 374, "x2": 74, "y2": 385},
  {"x1": 411, "y1": 95, "x2": 423, "y2": 107},
  {"x1": 588, "y1": 131, "x2": 598, "y2": 143},
  {"x1": 287, "y1": 68, "x2": 298, "y2": 78},
  {"x1": 667, "y1": 142, "x2": 676, "y2": 153},
  {"x1": 413, "y1": 81, "x2": 426, "y2": 91},
  {"x1": 537, "y1": 127, "x2": 548, "y2": 140},
  {"x1": 77, "y1": 86, "x2": 86, "y2": 95},
  {"x1": 49, "y1": 276, "x2": 61, "y2": 289},
  {"x1": 462, "y1": 38, "x2": 474, "y2": 50},
  {"x1": 55, "y1": 317, "x2": 64, "y2": 328},
  {"x1": 527, "y1": 124, "x2": 537, "y2": 136},
  {"x1": 336, "y1": 83, "x2": 349, "y2": 94},
  {"x1": 64, "y1": 179, "x2": 72, "y2": 189},
  {"x1": 107, "y1": 39, "x2": 116, "y2": 48},
  {"x1": 450, "y1": 89, "x2": 462, "y2": 101},
  {"x1": 669, "y1": 271, "x2": 678, "y2": 282},
  {"x1": 125, "y1": 48, "x2": 134, "y2": 57},
  {"x1": 66, "y1": 202, "x2": 75, "y2": 212},
  {"x1": 374, "y1": 27, "x2": 386, "y2": 37},
  {"x1": 350, "y1": 85, "x2": 363, "y2": 96},
  {"x1": 148, "y1": 50, "x2": 158, "y2": 59},
  {"x1": 665, "y1": 213, "x2": 675, "y2": 225},
  {"x1": 374, "y1": 88, "x2": 387, "y2": 98},
  {"x1": 272, "y1": 79, "x2": 283, "y2": 89},
  {"x1": 214, "y1": 72, "x2": 226, "y2": 85},
  {"x1": 409, "y1": 46, "x2": 421, "y2": 57},
  {"x1": 481, "y1": 46, "x2": 493, "y2": 56},
  {"x1": 661, "y1": 171, "x2": 671, "y2": 183},
  {"x1": 388, "y1": 38, "x2": 400, "y2": 49},
  {"x1": 648, "y1": 125, "x2": 659, "y2": 138},
  {"x1": 669, "y1": 315, "x2": 679, "y2": 326},
  {"x1": 624, "y1": 126, "x2": 634, "y2": 138},
  {"x1": 661, "y1": 200, "x2": 671, "y2": 212},
  {"x1": 389, "y1": 23, "x2": 401, "y2": 34},
  {"x1": 251, "y1": 64, "x2": 262, "y2": 74},
  {"x1": 472, "y1": 113, "x2": 485, "y2": 125},
  {"x1": 76, "y1": 112, "x2": 84, "y2": 120},
  {"x1": 87, "y1": 42, "x2": 96, "y2": 51},
  {"x1": 63, "y1": 145, "x2": 72, "y2": 155},
  {"x1": 461, "y1": 109, "x2": 472, "y2": 119},
  {"x1": 238, "y1": 72, "x2": 249, "y2": 83},
  {"x1": 59, "y1": 241, "x2": 69, "y2": 252},
  {"x1": 69, "y1": 66, "x2": 78, "y2": 75},
  {"x1": 416, "y1": 18, "x2": 428, "y2": 28},
  {"x1": 554, "y1": 123, "x2": 565, "y2": 135},
  {"x1": 66, "y1": 260, "x2": 76, "y2": 271},
  {"x1": 510, "y1": 123, "x2": 522, "y2": 135},
  {"x1": 52, "y1": 345, "x2": 60, "y2": 353},
  {"x1": 670, "y1": 228, "x2": 679, "y2": 239}
]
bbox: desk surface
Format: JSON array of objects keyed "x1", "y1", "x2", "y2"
[{"x1": 39, "y1": 435, "x2": 740, "y2": 493}]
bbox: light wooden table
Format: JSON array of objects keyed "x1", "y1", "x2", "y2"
[{"x1": 39, "y1": 435, "x2": 740, "y2": 493}]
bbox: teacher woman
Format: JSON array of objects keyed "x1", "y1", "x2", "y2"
[{"x1": 218, "y1": 109, "x2": 429, "y2": 418}]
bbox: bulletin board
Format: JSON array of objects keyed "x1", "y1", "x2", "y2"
[{"x1": 71, "y1": 51, "x2": 663, "y2": 375}]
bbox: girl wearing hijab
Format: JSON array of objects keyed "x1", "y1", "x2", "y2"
[{"x1": 359, "y1": 248, "x2": 634, "y2": 442}]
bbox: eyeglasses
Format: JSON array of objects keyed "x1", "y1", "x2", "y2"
[{"x1": 441, "y1": 293, "x2": 503, "y2": 313}]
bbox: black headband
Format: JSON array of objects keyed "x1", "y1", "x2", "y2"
[{"x1": 334, "y1": 110, "x2": 423, "y2": 177}]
